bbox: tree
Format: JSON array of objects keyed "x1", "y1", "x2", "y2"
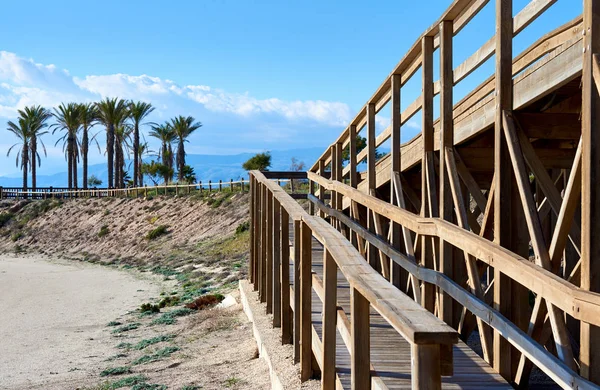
[
  {"x1": 289, "y1": 157, "x2": 306, "y2": 188},
  {"x1": 19, "y1": 106, "x2": 51, "y2": 191},
  {"x1": 7, "y1": 117, "x2": 32, "y2": 190},
  {"x1": 51, "y1": 103, "x2": 82, "y2": 189},
  {"x1": 149, "y1": 123, "x2": 176, "y2": 183},
  {"x1": 136, "y1": 141, "x2": 151, "y2": 186},
  {"x1": 179, "y1": 165, "x2": 196, "y2": 184},
  {"x1": 114, "y1": 124, "x2": 132, "y2": 188},
  {"x1": 141, "y1": 160, "x2": 173, "y2": 186},
  {"x1": 88, "y1": 175, "x2": 102, "y2": 187},
  {"x1": 340, "y1": 135, "x2": 384, "y2": 164},
  {"x1": 170, "y1": 115, "x2": 202, "y2": 181},
  {"x1": 79, "y1": 103, "x2": 99, "y2": 189},
  {"x1": 128, "y1": 101, "x2": 154, "y2": 187},
  {"x1": 243, "y1": 152, "x2": 271, "y2": 171},
  {"x1": 96, "y1": 98, "x2": 129, "y2": 188}
]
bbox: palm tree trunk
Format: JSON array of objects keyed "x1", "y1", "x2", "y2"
[
  {"x1": 31, "y1": 136, "x2": 37, "y2": 191},
  {"x1": 22, "y1": 144, "x2": 28, "y2": 191},
  {"x1": 72, "y1": 142, "x2": 78, "y2": 189},
  {"x1": 107, "y1": 124, "x2": 114, "y2": 188},
  {"x1": 82, "y1": 127, "x2": 88, "y2": 189},
  {"x1": 177, "y1": 141, "x2": 185, "y2": 181},
  {"x1": 133, "y1": 124, "x2": 139, "y2": 187},
  {"x1": 67, "y1": 138, "x2": 73, "y2": 189}
]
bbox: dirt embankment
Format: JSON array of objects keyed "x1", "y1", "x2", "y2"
[{"x1": 0, "y1": 192, "x2": 249, "y2": 284}]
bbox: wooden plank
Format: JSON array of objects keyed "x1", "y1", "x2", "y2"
[
  {"x1": 293, "y1": 219, "x2": 301, "y2": 363},
  {"x1": 581, "y1": 0, "x2": 600, "y2": 382},
  {"x1": 349, "y1": 125, "x2": 358, "y2": 188},
  {"x1": 412, "y1": 344, "x2": 441, "y2": 390},
  {"x1": 273, "y1": 196, "x2": 281, "y2": 327},
  {"x1": 390, "y1": 73, "x2": 403, "y2": 289},
  {"x1": 266, "y1": 191, "x2": 273, "y2": 314},
  {"x1": 281, "y1": 207, "x2": 292, "y2": 344},
  {"x1": 493, "y1": 0, "x2": 514, "y2": 379},
  {"x1": 351, "y1": 287, "x2": 370, "y2": 390},
  {"x1": 513, "y1": 0, "x2": 556, "y2": 35},
  {"x1": 318, "y1": 160, "x2": 325, "y2": 219},
  {"x1": 322, "y1": 249, "x2": 337, "y2": 390},
  {"x1": 300, "y1": 220, "x2": 313, "y2": 381}
]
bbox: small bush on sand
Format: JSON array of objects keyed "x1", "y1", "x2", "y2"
[
  {"x1": 151, "y1": 308, "x2": 193, "y2": 325},
  {"x1": 158, "y1": 295, "x2": 180, "y2": 308},
  {"x1": 235, "y1": 221, "x2": 249, "y2": 235},
  {"x1": 100, "y1": 366, "x2": 131, "y2": 377},
  {"x1": 132, "y1": 383, "x2": 167, "y2": 390},
  {"x1": 11, "y1": 232, "x2": 23, "y2": 242},
  {"x1": 133, "y1": 334, "x2": 175, "y2": 350},
  {"x1": 146, "y1": 225, "x2": 168, "y2": 240},
  {"x1": 98, "y1": 225, "x2": 109, "y2": 238},
  {"x1": 0, "y1": 212, "x2": 14, "y2": 227},
  {"x1": 185, "y1": 294, "x2": 224, "y2": 310},
  {"x1": 131, "y1": 346, "x2": 180, "y2": 365},
  {"x1": 108, "y1": 375, "x2": 147, "y2": 388},
  {"x1": 111, "y1": 323, "x2": 140, "y2": 334},
  {"x1": 107, "y1": 321, "x2": 122, "y2": 327},
  {"x1": 140, "y1": 303, "x2": 160, "y2": 314}
]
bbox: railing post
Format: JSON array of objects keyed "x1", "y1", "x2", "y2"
[
  {"x1": 0, "y1": 186, "x2": 3, "y2": 200},
  {"x1": 351, "y1": 287, "x2": 370, "y2": 389},
  {"x1": 209, "y1": 180, "x2": 212, "y2": 192},
  {"x1": 273, "y1": 196, "x2": 281, "y2": 327},
  {"x1": 322, "y1": 249, "x2": 337, "y2": 390},
  {"x1": 249, "y1": 176, "x2": 255, "y2": 285},
  {"x1": 299, "y1": 220, "x2": 313, "y2": 381},
  {"x1": 366, "y1": 102, "x2": 378, "y2": 271},
  {"x1": 260, "y1": 184, "x2": 267, "y2": 301},
  {"x1": 219, "y1": 180, "x2": 222, "y2": 192},
  {"x1": 318, "y1": 159, "x2": 325, "y2": 219},
  {"x1": 266, "y1": 190, "x2": 274, "y2": 314},
  {"x1": 412, "y1": 344, "x2": 441, "y2": 390},
  {"x1": 293, "y1": 219, "x2": 302, "y2": 363},
  {"x1": 309, "y1": 179, "x2": 315, "y2": 215},
  {"x1": 230, "y1": 178, "x2": 233, "y2": 192},
  {"x1": 389, "y1": 73, "x2": 404, "y2": 290},
  {"x1": 144, "y1": 184, "x2": 148, "y2": 198},
  {"x1": 176, "y1": 184, "x2": 179, "y2": 196},
  {"x1": 199, "y1": 181, "x2": 203, "y2": 193},
  {"x1": 281, "y1": 206, "x2": 292, "y2": 344}
]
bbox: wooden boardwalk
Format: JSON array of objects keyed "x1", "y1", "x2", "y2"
[{"x1": 290, "y1": 232, "x2": 510, "y2": 389}]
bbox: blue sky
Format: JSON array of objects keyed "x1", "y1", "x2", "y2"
[{"x1": 0, "y1": 0, "x2": 580, "y2": 177}]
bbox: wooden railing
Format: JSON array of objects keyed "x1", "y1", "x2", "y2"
[
  {"x1": 301, "y1": 0, "x2": 600, "y2": 387},
  {"x1": 0, "y1": 179, "x2": 252, "y2": 200},
  {"x1": 249, "y1": 170, "x2": 458, "y2": 389}
]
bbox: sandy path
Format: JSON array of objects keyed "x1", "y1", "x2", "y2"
[{"x1": 0, "y1": 255, "x2": 162, "y2": 389}]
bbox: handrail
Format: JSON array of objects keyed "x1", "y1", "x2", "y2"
[
  {"x1": 249, "y1": 170, "x2": 458, "y2": 388},
  {"x1": 308, "y1": 172, "x2": 600, "y2": 325}
]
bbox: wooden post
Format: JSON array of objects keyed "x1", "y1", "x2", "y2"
[
  {"x1": 290, "y1": 177, "x2": 295, "y2": 193},
  {"x1": 249, "y1": 176, "x2": 255, "y2": 285},
  {"x1": 266, "y1": 191, "x2": 274, "y2": 314},
  {"x1": 260, "y1": 185, "x2": 267, "y2": 302},
  {"x1": 349, "y1": 124, "x2": 357, "y2": 188},
  {"x1": 293, "y1": 219, "x2": 302, "y2": 363},
  {"x1": 351, "y1": 287, "x2": 370, "y2": 390},
  {"x1": 299, "y1": 220, "x2": 312, "y2": 381},
  {"x1": 219, "y1": 180, "x2": 222, "y2": 192},
  {"x1": 209, "y1": 180, "x2": 212, "y2": 192},
  {"x1": 581, "y1": 0, "x2": 600, "y2": 383},
  {"x1": 0, "y1": 186, "x2": 3, "y2": 200},
  {"x1": 322, "y1": 249, "x2": 337, "y2": 390},
  {"x1": 230, "y1": 178, "x2": 233, "y2": 192},
  {"x1": 494, "y1": 0, "x2": 518, "y2": 380},
  {"x1": 366, "y1": 103, "x2": 378, "y2": 270},
  {"x1": 318, "y1": 160, "x2": 325, "y2": 218},
  {"x1": 389, "y1": 73, "x2": 403, "y2": 289},
  {"x1": 309, "y1": 179, "x2": 315, "y2": 215},
  {"x1": 273, "y1": 197, "x2": 281, "y2": 327},
  {"x1": 335, "y1": 142, "x2": 343, "y2": 231},
  {"x1": 330, "y1": 145, "x2": 337, "y2": 228},
  {"x1": 412, "y1": 344, "x2": 442, "y2": 390},
  {"x1": 281, "y1": 206, "x2": 292, "y2": 344},
  {"x1": 199, "y1": 181, "x2": 203, "y2": 193},
  {"x1": 438, "y1": 19, "x2": 454, "y2": 327},
  {"x1": 144, "y1": 185, "x2": 148, "y2": 198},
  {"x1": 421, "y1": 34, "x2": 437, "y2": 313},
  {"x1": 176, "y1": 184, "x2": 179, "y2": 196}
]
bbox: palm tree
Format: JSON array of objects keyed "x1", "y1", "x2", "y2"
[
  {"x1": 128, "y1": 101, "x2": 154, "y2": 187},
  {"x1": 170, "y1": 115, "x2": 202, "y2": 181},
  {"x1": 96, "y1": 98, "x2": 129, "y2": 188},
  {"x1": 114, "y1": 124, "x2": 133, "y2": 188},
  {"x1": 7, "y1": 117, "x2": 32, "y2": 190},
  {"x1": 136, "y1": 141, "x2": 151, "y2": 186},
  {"x1": 79, "y1": 103, "x2": 99, "y2": 189},
  {"x1": 51, "y1": 103, "x2": 82, "y2": 189},
  {"x1": 20, "y1": 106, "x2": 51, "y2": 190},
  {"x1": 148, "y1": 123, "x2": 176, "y2": 183}
]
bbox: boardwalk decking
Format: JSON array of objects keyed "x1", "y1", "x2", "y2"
[{"x1": 290, "y1": 232, "x2": 510, "y2": 389}]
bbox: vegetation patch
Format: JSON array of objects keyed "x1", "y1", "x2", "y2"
[
  {"x1": 98, "y1": 225, "x2": 109, "y2": 238},
  {"x1": 0, "y1": 212, "x2": 14, "y2": 227},
  {"x1": 105, "y1": 353, "x2": 128, "y2": 362},
  {"x1": 107, "y1": 321, "x2": 122, "y2": 327},
  {"x1": 106, "y1": 375, "x2": 148, "y2": 389},
  {"x1": 116, "y1": 342, "x2": 132, "y2": 350},
  {"x1": 100, "y1": 366, "x2": 131, "y2": 377},
  {"x1": 131, "y1": 346, "x2": 180, "y2": 366},
  {"x1": 131, "y1": 384, "x2": 167, "y2": 390},
  {"x1": 151, "y1": 308, "x2": 193, "y2": 325},
  {"x1": 133, "y1": 334, "x2": 176, "y2": 350},
  {"x1": 185, "y1": 294, "x2": 224, "y2": 310},
  {"x1": 158, "y1": 295, "x2": 180, "y2": 308},
  {"x1": 111, "y1": 323, "x2": 140, "y2": 334},
  {"x1": 140, "y1": 303, "x2": 160, "y2": 314},
  {"x1": 146, "y1": 225, "x2": 169, "y2": 240}
]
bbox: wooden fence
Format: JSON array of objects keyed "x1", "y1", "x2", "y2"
[{"x1": 249, "y1": 170, "x2": 459, "y2": 389}]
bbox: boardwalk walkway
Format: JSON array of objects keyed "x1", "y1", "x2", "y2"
[{"x1": 290, "y1": 231, "x2": 510, "y2": 389}]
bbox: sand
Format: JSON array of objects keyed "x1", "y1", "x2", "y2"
[{"x1": 0, "y1": 254, "x2": 162, "y2": 389}]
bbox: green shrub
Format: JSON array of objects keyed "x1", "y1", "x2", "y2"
[
  {"x1": 151, "y1": 308, "x2": 193, "y2": 325},
  {"x1": 235, "y1": 221, "x2": 249, "y2": 235},
  {"x1": 133, "y1": 334, "x2": 175, "y2": 350},
  {"x1": 100, "y1": 366, "x2": 131, "y2": 377},
  {"x1": 146, "y1": 225, "x2": 169, "y2": 240},
  {"x1": 158, "y1": 295, "x2": 180, "y2": 308},
  {"x1": 107, "y1": 321, "x2": 122, "y2": 327},
  {"x1": 98, "y1": 225, "x2": 109, "y2": 238},
  {"x1": 140, "y1": 303, "x2": 160, "y2": 314},
  {"x1": 111, "y1": 323, "x2": 140, "y2": 334},
  {"x1": 0, "y1": 212, "x2": 14, "y2": 227},
  {"x1": 11, "y1": 232, "x2": 23, "y2": 242},
  {"x1": 131, "y1": 346, "x2": 180, "y2": 366},
  {"x1": 108, "y1": 375, "x2": 147, "y2": 388}
]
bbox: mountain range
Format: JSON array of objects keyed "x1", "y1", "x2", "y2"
[{"x1": 0, "y1": 148, "x2": 324, "y2": 188}]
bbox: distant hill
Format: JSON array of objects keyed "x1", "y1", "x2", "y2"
[{"x1": 0, "y1": 147, "x2": 324, "y2": 187}]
